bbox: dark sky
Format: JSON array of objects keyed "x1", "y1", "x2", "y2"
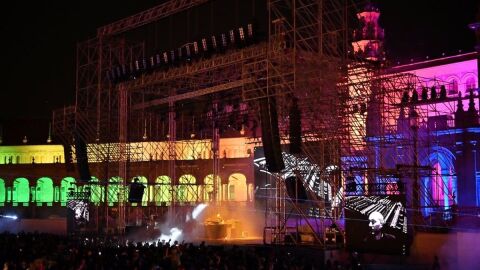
[
  {"x1": 0, "y1": 0, "x2": 478, "y2": 144},
  {"x1": 377, "y1": 0, "x2": 478, "y2": 61}
]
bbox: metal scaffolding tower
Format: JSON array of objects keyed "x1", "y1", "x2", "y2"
[{"x1": 51, "y1": 0, "x2": 460, "y2": 240}]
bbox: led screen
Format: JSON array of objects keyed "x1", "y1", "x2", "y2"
[
  {"x1": 345, "y1": 195, "x2": 409, "y2": 255},
  {"x1": 67, "y1": 200, "x2": 89, "y2": 231}
]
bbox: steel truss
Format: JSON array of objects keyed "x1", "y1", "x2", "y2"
[
  {"x1": 52, "y1": 0, "x2": 266, "y2": 234},
  {"x1": 52, "y1": 0, "x2": 460, "y2": 240}
]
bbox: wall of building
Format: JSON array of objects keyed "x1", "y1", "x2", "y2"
[
  {"x1": 0, "y1": 145, "x2": 64, "y2": 165},
  {"x1": 0, "y1": 157, "x2": 254, "y2": 208}
]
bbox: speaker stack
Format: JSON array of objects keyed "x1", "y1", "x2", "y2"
[
  {"x1": 74, "y1": 133, "x2": 91, "y2": 183},
  {"x1": 259, "y1": 97, "x2": 285, "y2": 172}
]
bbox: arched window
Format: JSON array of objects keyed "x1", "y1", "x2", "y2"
[
  {"x1": 177, "y1": 174, "x2": 197, "y2": 203},
  {"x1": 421, "y1": 147, "x2": 456, "y2": 217},
  {"x1": 228, "y1": 173, "x2": 248, "y2": 201},
  {"x1": 0, "y1": 178, "x2": 5, "y2": 206},
  {"x1": 13, "y1": 178, "x2": 30, "y2": 205},
  {"x1": 203, "y1": 174, "x2": 221, "y2": 202},
  {"x1": 36, "y1": 177, "x2": 54, "y2": 205},
  {"x1": 448, "y1": 79, "x2": 459, "y2": 95},
  {"x1": 89, "y1": 177, "x2": 104, "y2": 205},
  {"x1": 130, "y1": 176, "x2": 148, "y2": 206},
  {"x1": 60, "y1": 177, "x2": 76, "y2": 206},
  {"x1": 431, "y1": 163, "x2": 445, "y2": 206},
  {"x1": 466, "y1": 77, "x2": 476, "y2": 91},
  {"x1": 107, "y1": 177, "x2": 121, "y2": 206},
  {"x1": 153, "y1": 176, "x2": 171, "y2": 206}
]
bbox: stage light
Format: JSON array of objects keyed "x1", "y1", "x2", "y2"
[
  {"x1": 163, "y1": 52, "x2": 169, "y2": 65},
  {"x1": 221, "y1": 33, "x2": 228, "y2": 48},
  {"x1": 247, "y1": 23, "x2": 254, "y2": 39},
  {"x1": 149, "y1": 56, "x2": 155, "y2": 69},
  {"x1": 439, "y1": 85, "x2": 447, "y2": 100},
  {"x1": 177, "y1": 47, "x2": 183, "y2": 61},
  {"x1": 430, "y1": 86, "x2": 437, "y2": 100},
  {"x1": 185, "y1": 44, "x2": 192, "y2": 61},
  {"x1": 240, "y1": 125, "x2": 245, "y2": 135},
  {"x1": 0, "y1": 214, "x2": 18, "y2": 220},
  {"x1": 211, "y1": 35, "x2": 218, "y2": 50},
  {"x1": 193, "y1": 41, "x2": 199, "y2": 55},
  {"x1": 229, "y1": 30, "x2": 235, "y2": 44},
  {"x1": 201, "y1": 38, "x2": 208, "y2": 52},
  {"x1": 401, "y1": 91, "x2": 409, "y2": 105},
  {"x1": 238, "y1": 27, "x2": 245, "y2": 41},
  {"x1": 155, "y1": 53, "x2": 162, "y2": 66},
  {"x1": 170, "y1": 50, "x2": 176, "y2": 63},
  {"x1": 159, "y1": 227, "x2": 182, "y2": 242},
  {"x1": 134, "y1": 59, "x2": 141, "y2": 73},
  {"x1": 192, "y1": 203, "x2": 208, "y2": 220}
]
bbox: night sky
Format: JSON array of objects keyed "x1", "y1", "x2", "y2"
[{"x1": 0, "y1": 0, "x2": 478, "y2": 144}]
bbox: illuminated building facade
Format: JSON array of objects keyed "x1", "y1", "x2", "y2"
[
  {"x1": 0, "y1": 137, "x2": 254, "y2": 221},
  {"x1": 347, "y1": 4, "x2": 480, "y2": 222},
  {"x1": 1, "y1": 1, "x2": 479, "y2": 234}
]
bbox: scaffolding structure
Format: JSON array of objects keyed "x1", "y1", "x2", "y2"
[{"x1": 51, "y1": 0, "x2": 462, "y2": 243}]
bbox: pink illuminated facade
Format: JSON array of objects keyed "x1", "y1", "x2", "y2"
[
  {"x1": 348, "y1": 3, "x2": 480, "y2": 219},
  {"x1": 389, "y1": 53, "x2": 478, "y2": 210}
]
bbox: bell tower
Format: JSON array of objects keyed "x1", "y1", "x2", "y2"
[{"x1": 352, "y1": 3, "x2": 384, "y2": 61}]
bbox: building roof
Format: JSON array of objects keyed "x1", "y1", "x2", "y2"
[{"x1": 387, "y1": 52, "x2": 478, "y2": 74}]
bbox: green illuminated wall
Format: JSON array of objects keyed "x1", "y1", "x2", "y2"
[
  {"x1": 0, "y1": 179, "x2": 5, "y2": 205},
  {"x1": 0, "y1": 174, "x2": 250, "y2": 206}
]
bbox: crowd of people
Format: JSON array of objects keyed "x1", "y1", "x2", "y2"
[{"x1": 0, "y1": 232, "x2": 344, "y2": 270}]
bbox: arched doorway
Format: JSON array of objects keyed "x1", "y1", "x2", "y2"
[
  {"x1": 107, "y1": 177, "x2": 122, "y2": 206},
  {"x1": 153, "y1": 176, "x2": 171, "y2": 206},
  {"x1": 60, "y1": 177, "x2": 77, "y2": 206},
  {"x1": 203, "y1": 174, "x2": 221, "y2": 202},
  {"x1": 178, "y1": 174, "x2": 197, "y2": 203},
  {"x1": 227, "y1": 173, "x2": 247, "y2": 201},
  {"x1": 36, "y1": 177, "x2": 54, "y2": 206},
  {"x1": 89, "y1": 177, "x2": 104, "y2": 205},
  {"x1": 13, "y1": 178, "x2": 30, "y2": 205},
  {"x1": 421, "y1": 147, "x2": 456, "y2": 216}
]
